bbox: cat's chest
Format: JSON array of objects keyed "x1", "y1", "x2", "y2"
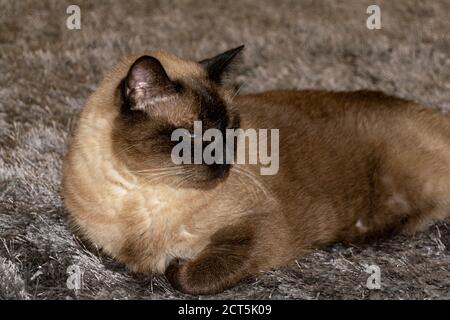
[
  {"x1": 90, "y1": 147, "x2": 195, "y2": 215},
  {"x1": 74, "y1": 154, "x2": 205, "y2": 266},
  {"x1": 101, "y1": 164, "x2": 199, "y2": 228}
]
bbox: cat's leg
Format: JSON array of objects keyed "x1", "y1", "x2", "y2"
[
  {"x1": 164, "y1": 222, "x2": 257, "y2": 295},
  {"x1": 165, "y1": 211, "x2": 293, "y2": 295},
  {"x1": 340, "y1": 153, "x2": 450, "y2": 242},
  {"x1": 402, "y1": 206, "x2": 449, "y2": 234},
  {"x1": 362, "y1": 153, "x2": 450, "y2": 237},
  {"x1": 397, "y1": 116, "x2": 450, "y2": 234}
]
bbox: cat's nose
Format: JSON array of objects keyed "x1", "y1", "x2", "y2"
[{"x1": 208, "y1": 163, "x2": 230, "y2": 179}]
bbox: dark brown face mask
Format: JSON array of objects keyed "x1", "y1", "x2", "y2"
[{"x1": 112, "y1": 47, "x2": 244, "y2": 189}]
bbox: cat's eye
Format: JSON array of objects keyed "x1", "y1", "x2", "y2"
[
  {"x1": 181, "y1": 130, "x2": 197, "y2": 139},
  {"x1": 189, "y1": 132, "x2": 198, "y2": 139}
]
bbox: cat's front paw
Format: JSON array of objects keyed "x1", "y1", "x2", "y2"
[
  {"x1": 164, "y1": 258, "x2": 190, "y2": 294},
  {"x1": 164, "y1": 258, "x2": 228, "y2": 296}
]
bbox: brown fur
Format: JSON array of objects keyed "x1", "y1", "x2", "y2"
[{"x1": 62, "y1": 50, "x2": 450, "y2": 295}]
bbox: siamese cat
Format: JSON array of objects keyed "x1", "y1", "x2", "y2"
[{"x1": 62, "y1": 46, "x2": 450, "y2": 295}]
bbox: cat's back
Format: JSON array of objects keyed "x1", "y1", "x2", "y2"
[
  {"x1": 236, "y1": 89, "x2": 450, "y2": 238},
  {"x1": 236, "y1": 89, "x2": 450, "y2": 149},
  {"x1": 237, "y1": 89, "x2": 436, "y2": 125}
]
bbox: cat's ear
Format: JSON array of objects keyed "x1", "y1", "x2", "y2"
[
  {"x1": 199, "y1": 45, "x2": 244, "y2": 84},
  {"x1": 123, "y1": 56, "x2": 177, "y2": 111}
]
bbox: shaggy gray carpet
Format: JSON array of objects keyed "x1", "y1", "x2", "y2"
[{"x1": 0, "y1": 0, "x2": 449, "y2": 300}]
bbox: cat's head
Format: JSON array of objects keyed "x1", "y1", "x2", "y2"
[{"x1": 112, "y1": 46, "x2": 243, "y2": 189}]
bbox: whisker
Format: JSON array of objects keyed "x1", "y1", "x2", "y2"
[
  {"x1": 232, "y1": 165, "x2": 268, "y2": 198},
  {"x1": 231, "y1": 81, "x2": 246, "y2": 102},
  {"x1": 140, "y1": 171, "x2": 186, "y2": 185},
  {"x1": 131, "y1": 167, "x2": 186, "y2": 174},
  {"x1": 175, "y1": 172, "x2": 194, "y2": 189},
  {"x1": 113, "y1": 144, "x2": 140, "y2": 158}
]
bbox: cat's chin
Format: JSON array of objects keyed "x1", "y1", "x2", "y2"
[
  {"x1": 166, "y1": 163, "x2": 232, "y2": 190},
  {"x1": 178, "y1": 177, "x2": 228, "y2": 190},
  {"x1": 168, "y1": 171, "x2": 231, "y2": 191}
]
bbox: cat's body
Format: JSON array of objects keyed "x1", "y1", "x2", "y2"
[{"x1": 63, "y1": 48, "x2": 450, "y2": 295}]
